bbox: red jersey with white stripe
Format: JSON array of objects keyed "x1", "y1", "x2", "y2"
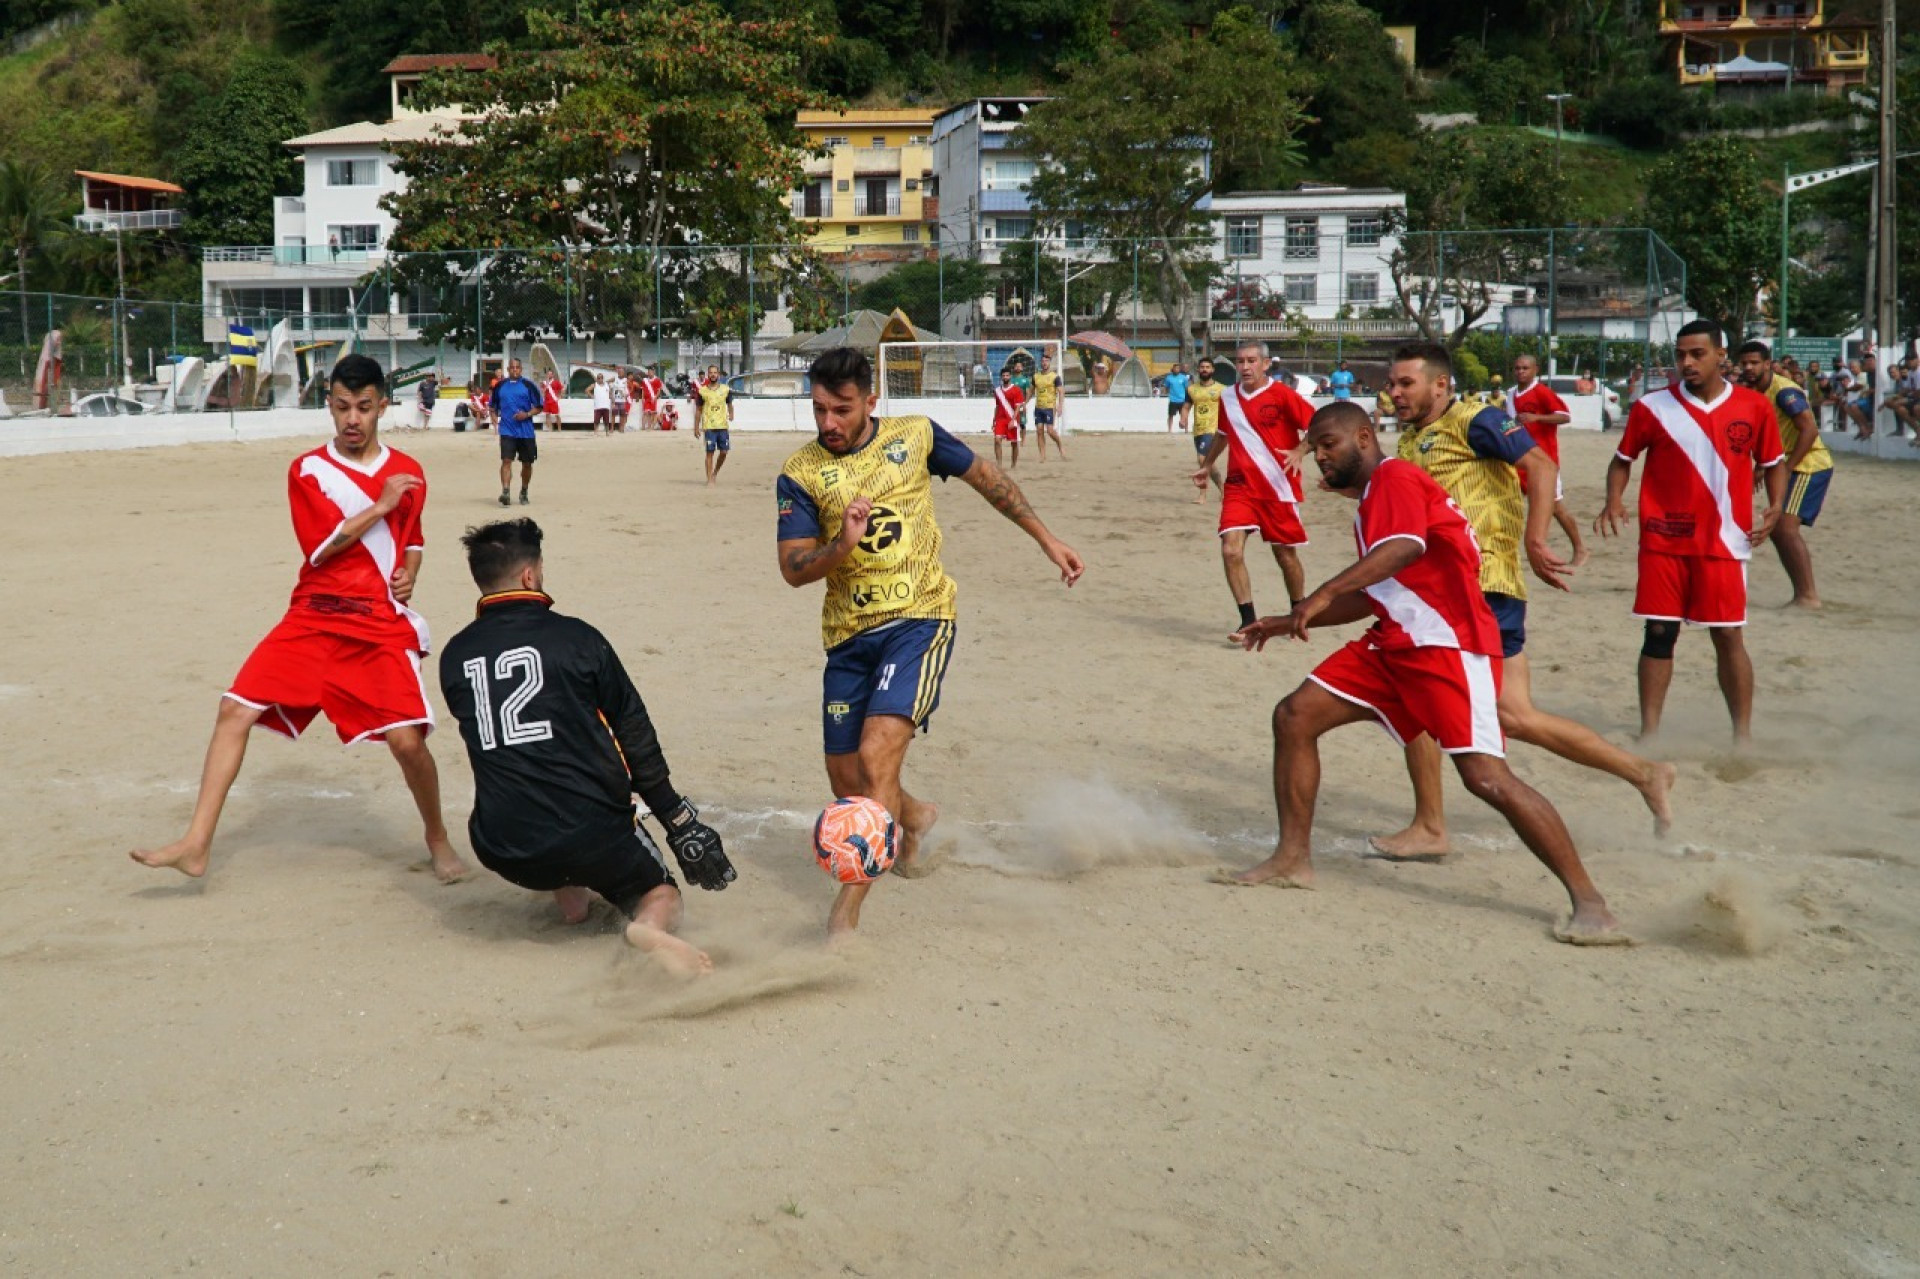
[
  {"x1": 991, "y1": 384, "x2": 1025, "y2": 432},
  {"x1": 640, "y1": 376, "x2": 663, "y2": 411},
  {"x1": 542, "y1": 377, "x2": 563, "y2": 416},
  {"x1": 1354, "y1": 459, "x2": 1502, "y2": 657},
  {"x1": 1509, "y1": 380, "x2": 1568, "y2": 465},
  {"x1": 284, "y1": 441, "x2": 431, "y2": 652},
  {"x1": 1617, "y1": 382, "x2": 1784, "y2": 562},
  {"x1": 1219, "y1": 379, "x2": 1312, "y2": 504}
]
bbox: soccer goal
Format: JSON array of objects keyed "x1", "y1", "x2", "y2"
[{"x1": 877, "y1": 338, "x2": 1069, "y2": 423}]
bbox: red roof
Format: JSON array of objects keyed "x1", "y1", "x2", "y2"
[
  {"x1": 382, "y1": 54, "x2": 497, "y2": 74},
  {"x1": 74, "y1": 170, "x2": 184, "y2": 194}
]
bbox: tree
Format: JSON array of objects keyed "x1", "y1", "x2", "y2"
[
  {"x1": 1016, "y1": 6, "x2": 1308, "y2": 362},
  {"x1": 172, "y1": 52, "x2": 308, "y2": 246},
  {"x1": 1289, "y1": 0, "x2": 1416, "y2": 171},
  {"x1": 385, "y1": 2, "x2": 834, "y2": 360},
  {"x1": 1645, "y1": 136, "x2": 1776, "y2": 337},
  {"x1": 0, "y1": 160, "x2": 66, "y2": 342},
  {"x1": 853, "y1": 257, "x2": 992, "y2": 332}
]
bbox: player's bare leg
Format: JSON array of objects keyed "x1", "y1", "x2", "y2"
[
  {"x1": 1223, "y1": 682, "x2": 1374, "y2": 887},
  {"x1": 1370, "y1": 735, "x2": 1450, "y2": 860},
  {"x1": 624, "y1": 884, "x2": 712, "y2": 976},
  {"x1": 130, "y1": 696, "x2": 262, "y2": 877},
  {"x1": 498, "y1": 457, "x2": 513, "y2": 502},
  {"x1": 553, "y1": 886, "x2": 593, "y2": 924},
  {"x1": 993, "y1": 437, "x2": 1006, "y2": 469},
  {"x1": 1035, "y1": 422, "x2": 1048, "y2": 461},
  {"x1": 1553, "y1": 500, "x2": 1590, "y2": 567},
  {"x1": 703, "y1": 447, "x2": 717, "y2": 487},
  {"x1": 1500, "y1": 653, "x2": 1676, "y2": 836},
  {"x1": 518, "y1": 461, "x2": 533, "y2": 505},
  {"x1": 384, "y1": 725, "x2": 472, "y2": 882},
  {"x1": 822, "y1": 717, "x2": 939, "y2": 938},
  {"x1": 1220, "y1": 528, "x2": 1255, "y2": 621},
  {"x1": 1450, "y1": 753, "x2": 1627, "y2": 945},
  {"x1": 1192, "y1": 453, "x2": 1223, "y2": 503},
  {"x1": 712, "y1": 448, "x2": 729, "y2": 482},
  {"x1": 1045, "y1": 421, "x2": 1066, "y2": 459},
  {"x1": 1637, "y1": 650, "x2": 1675, "y2": 742},
  {"x1": 1769, "y1": 514, "x2": 1822, "y2": 609},
  {"x1": 1708, "y1": 625, "x2": 1755, "y2": 743},
  {"x1": 1270, "y1": 544, "x2": 1305, "y2": 606}
]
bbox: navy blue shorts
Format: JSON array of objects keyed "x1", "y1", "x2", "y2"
[
  {"x1": 821, "y1": 619, "x2": 956, "y2": 755},
  {"x1": 1783, "y1": 468, "x2": 1831, "y2": 526},
  {"x1": 1035, "y1": 408, "x2": 1054, "y2": 426},
  {"x1": 1194, "y1": 432, "x2": 1214, "y2": 457},
  {"x1": 704, "y1": 428, "x2": 731, "y2": 453},
  {"x1": 1484, "y1": 592, "x2": 1527, "y2": 658}
]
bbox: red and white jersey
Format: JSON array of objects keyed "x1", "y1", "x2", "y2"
[
  {"x1": 991, "y1": 383, "x2": 1025, "y2": 432},
  {"x1": 1219, "y1": 378, "x2": 1312, "y2": 504},
  {"x1": 542, "y1": 377, "x2": 562, "y2": 416},
  {"x1": 1508, "y1": 379, "x2": 1568, "y2": 466},
  {"x1": 640, "y1": 376, "x2": 663, "y2": 411},
  {"x1": 284, "y1": 441, "x2": 432, "y2": 652},
  {"x1": 1354, "y1": 459, "x2": 1502, "y2": 657},
  {"x1": 1618, "y1": 381, "x2": 1784, "y2": 562}
]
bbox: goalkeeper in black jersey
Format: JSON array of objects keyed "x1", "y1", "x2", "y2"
[{"x1": 439, "y1": 519, "x2": 734, "y2": 975}]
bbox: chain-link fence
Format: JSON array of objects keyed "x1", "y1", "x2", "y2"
[{"x1": 2, "y1": 226, "x2": 1691, "y2": 412}]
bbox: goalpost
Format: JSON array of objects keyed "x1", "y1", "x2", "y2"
[{"x1": 876, "y1": 338, "x2": 1070, "y2": 428}]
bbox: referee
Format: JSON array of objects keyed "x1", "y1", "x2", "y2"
[{"x1": 439, "y1": 519, "x2": 734, "y2": 974}]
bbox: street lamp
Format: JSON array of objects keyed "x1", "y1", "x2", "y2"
[{"x1": 1544, "y1": 94, "x2": 1572, "y2": 176}]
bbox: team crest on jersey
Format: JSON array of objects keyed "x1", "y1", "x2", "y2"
[
  {"x1": 884, "y1": 438, "x2": 908, "y2": 465},
  {"x1": 1726, "y1": 419, "x2": 1755, "y2": 454},
  {"x1": 1419, "y1": 436, "x2": 1437, "y2": 453}
]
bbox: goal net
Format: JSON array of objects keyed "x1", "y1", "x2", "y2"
[{"x1": 877, "y1": 339, "x2": 1069, "y2": 424}]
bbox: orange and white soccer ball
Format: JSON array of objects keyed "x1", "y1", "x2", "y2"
[{"x1": 812, "y1": 796, "x2": 898, "y2": 883}]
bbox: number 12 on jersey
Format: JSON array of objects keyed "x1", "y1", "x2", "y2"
[{"x1": 462, "y1": 645, "x2": 554, "y2": 750}]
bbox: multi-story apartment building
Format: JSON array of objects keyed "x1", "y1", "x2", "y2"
[
  {"x1": 1658, "y1": 0, "x2": 1870, "y2": 92},
  {"x1": 791, "y1": 108, "x2": 937, "y2": 260},
  {"x1": 1209, "y1": 185, "x2": 1406, "y2": 328}
]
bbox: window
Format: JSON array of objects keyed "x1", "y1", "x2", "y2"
[
  {"x1": 822, "y1": 135, "x2": 850, "y2": 147},
  {"x1": 871, "y1": 136, "x2": 887, "y2": 148},
  {"x1": 800, "y1": 181, "x2": 828, "y2": 218},
  {"x1": 1283, "y1": 274, "x2": 1317, "y2": 305},
  {"x1": 908, "y1": 134, "x2": 930, "y2": 145},
  {"x1": 1284, "y1": 216, "x2": 1318, "y2": 261},
  {"x1": 844, "y1": 225, "x2": 860, "y2": 237},
  {"x1": 901, "y1": 225, "x2": 920, "y2": 242},
  {"x1": 331, "y1": 225, "x2": 380, "y2": 251},
  {"x1": 325, "y1": 159, "x2": 378, "y2": 187},
  {"x1": 1225, "y1": 215, "x2": 1262, "y2": 259},
  {"x1": 995, "y1": 218, "x2": 1033, "y2": 241},
  {"x1": 1345, "y1": 272, "x2": 1380, "y2": 304},
  {"x1": 1346, "y1": 213, "x2": 1384, "y2": 247},
  {"x1": 1063, "y1": 219, "x2": 1093, "y2": 249},
  {"x1": 308, "y1": 287, "x2": 351, "y2": 316},
  {"x1": 863, "y1": 178, "x2": 891, "y2": 216},
  {"x1": 905, "y1": 178, "x2": 919, "y2": 190},
  {"x1": 986, "y1": 159, "x2": 1036, "y2": 191},
  {"x1": 228, "y1": 287, "x2": 305, "y2": 317}
]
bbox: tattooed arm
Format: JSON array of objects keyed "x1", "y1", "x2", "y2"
[
  {"x1": 960, "y1": 456, "x2": 1085, "y2": 586},
  {"x1": 777, "y1": 495, "x2": 871, "y2": 587}
]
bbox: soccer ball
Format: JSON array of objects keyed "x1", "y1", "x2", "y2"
[{"x1": 813, "y1": 796, "x2": 898, "y2": 884}]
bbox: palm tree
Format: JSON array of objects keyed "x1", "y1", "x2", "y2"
[{"x1": 0, "y1": 160, "x2": 67, "y2": 346}]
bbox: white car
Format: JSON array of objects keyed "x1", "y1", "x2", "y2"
[{"x1": 1543, "y1": 374, "x2": 1621, "y2": 430}]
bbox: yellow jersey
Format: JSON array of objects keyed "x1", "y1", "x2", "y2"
[
  {"x1": 1032, "y1": 370, "x2": 1061, "y2": 409},
  {"x1": 1762, "y1": 373, "x2": 1832, "y2": 475},
  {"x1": 697, "y1": 382, "x2": 731, "y2": 431},
  {"x1": 1397, "y1": 398, "x2": 1532, "y2": 600},
  {"x1": 777, "y1": 416, "x2": 969, "y2": 650},
  {"x1": 1188, "y1": 380, "x2": 1223, "y2": 435}
]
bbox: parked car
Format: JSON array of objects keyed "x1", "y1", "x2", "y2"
[{"x1": 1543, "y1": 374, "x2": 1621, "y2": 430}]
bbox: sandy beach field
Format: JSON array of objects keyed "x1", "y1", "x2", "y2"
[{"x1": 3, "y1": 421, "x2": 1917, "y2": 1276}]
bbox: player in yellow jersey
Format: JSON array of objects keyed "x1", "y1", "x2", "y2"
[
  {"x1": 692, "y1": 365, "x2": 734, "y2": 486},
  {"x1": 1737, "y1": 340, "x2": 1832, "y2": 610},
  {"x1": 776, "y1": 348, "x2": 1085, "y2": 938},
  {"x1": 1031, "y1": 349, "x2": 1068, "y2": 461},
  {"x1": 1372, "y1": 341, "x2": 1674, "y2": 860},
  {"x1": 1187, "y1": 358, "x2": 1225, "y2": 502}
]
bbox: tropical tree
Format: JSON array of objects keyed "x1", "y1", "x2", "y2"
[
  {"x1": 0, "y1": 160, "x2": 67, "y2": 343},
  {"x1": 1645, "y1": 135, "x2": 1776, "y2": 337},
  {"x1": 853, "y1": 257, "x2": 994, "y2": 333},
  {"x1": 172, "y1": 52, "x2": 309, "y2": 247},
  {"x1": 1016, "y1": 6, "x2": 1309, "y2": 362},
  {"x1": 385, "y1": 1, "x2": 834, "y2": 360}
]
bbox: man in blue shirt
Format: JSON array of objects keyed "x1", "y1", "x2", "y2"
[
  {"x1": 490, "y1": 357, "x2": 545, "y2": 507},
  {"x1": 1164, "y1": 362, "x2": 1191, "y2": 433},
  {"x1": 1329, "y1": 360, "x2": 1355, "y2": 400}
]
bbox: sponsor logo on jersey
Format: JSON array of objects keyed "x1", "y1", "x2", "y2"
[
  {"x1": 850, "y1": 577, "x2": 914, "y2": 609},
  {"x1": 777, "y1": 497, "x2": 794, "y2": 516},
  {"x1": 858, "y1": 504, "x2": 904, "y2": 555},
  {"x1": 884, "y1": 438, "x2": 908, "y2": 465},
  {"x1": 819, "y1": 465, "x2": 842, "y2": 488},
  {"x1": 827, "y1": 701, "x2": 851, "y2": 723}
]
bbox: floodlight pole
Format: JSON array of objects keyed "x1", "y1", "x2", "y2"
[{"x1": 1874, "y1": 0, "x2": 1897, "y2": 390}]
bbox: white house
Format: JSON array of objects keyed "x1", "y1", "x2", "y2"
[
  {"x1": 198, "y1": 54, "x2": 492, "y2": 345},
  {"x1": 1209, "y1": 185, "x2": 1406, "y2": 324}
]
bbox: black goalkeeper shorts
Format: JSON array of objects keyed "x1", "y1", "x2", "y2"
[{"x1": 476, "y1": 825, "x2": 676, "y2": 919}]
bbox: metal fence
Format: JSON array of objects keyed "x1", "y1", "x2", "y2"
[{"x1": 1, "y1": 226, "x2": 1693, "y2": 408}]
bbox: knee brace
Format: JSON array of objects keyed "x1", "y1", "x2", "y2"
[{"x1": 1641, "y1": 620, "x2": 1680, "y2": 661}]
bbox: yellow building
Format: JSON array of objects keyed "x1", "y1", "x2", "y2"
[
  {"x1": 792, "y1": 108, "x2": 937, "y2": 257},
  {"x1": 1658, "y1": 0, "x2": 1870, "y2": 93}
]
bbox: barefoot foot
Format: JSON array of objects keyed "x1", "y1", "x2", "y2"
[
  {"x1": 891, "y1": 803, "x2": 942, "y2": 879},
  {"x1": 1553, "y1": 903, "x2": 1633, "y2": 946},
  {"x1": 553, "y1": 886, "x2": 593, "y2": 925},
  {"x1": 1210, "y1": 858, "x2": 1315, "y2": 889},
  {"x1": 1365, "y1": 826, "x2": 1451, "y2": 862},
  {"x1": 129, "y1": 837, "x2": 210, "y2": 878},
  {"x1": 1639, "y1": 761, "x2": 1678, "y2": 837},
  {"x1": 1785, "y1": 596, "x2": 1824, "y2": 611},
  {"x1": 426, "y1": 837, "x2": 473, "y2": 884},
  {"x1": 1571, "y1": 547, "x2": 1592, "y2": 569},
  {"x1": 624, "y1": 922, "x2": 713, "y2": 976}
]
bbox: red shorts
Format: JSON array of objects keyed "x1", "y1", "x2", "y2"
[
  {"x1": 1219, "y1": 486, "x2": 1307, "y2": 547},
  {"x1": 227, "y1": 618, "x2": 434, "y2": 745},
  {"x1": 1309, "y1": 641, "x2": 1505, "y2": 757},
  {"x1": 1633, "y1": 550, "x2": 1747, "y2": 627},
  {"x1": 993, "y1": 421, "x2": 1020, "y2": 442}
]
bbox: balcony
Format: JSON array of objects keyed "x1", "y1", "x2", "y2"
[
  {"x1": 202, "y1": 245, "x2": 381, "y2": 267},
  {"x1": 791, "y1": 195, "x2": 904, "y2": 220},
  {"x1": 74, "y1": 207, "x2": 183, "y2": 232}
]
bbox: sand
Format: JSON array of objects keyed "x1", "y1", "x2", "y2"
[{"x1": 3, "y1": 422, "x2": 1917, "y2": 1275}]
